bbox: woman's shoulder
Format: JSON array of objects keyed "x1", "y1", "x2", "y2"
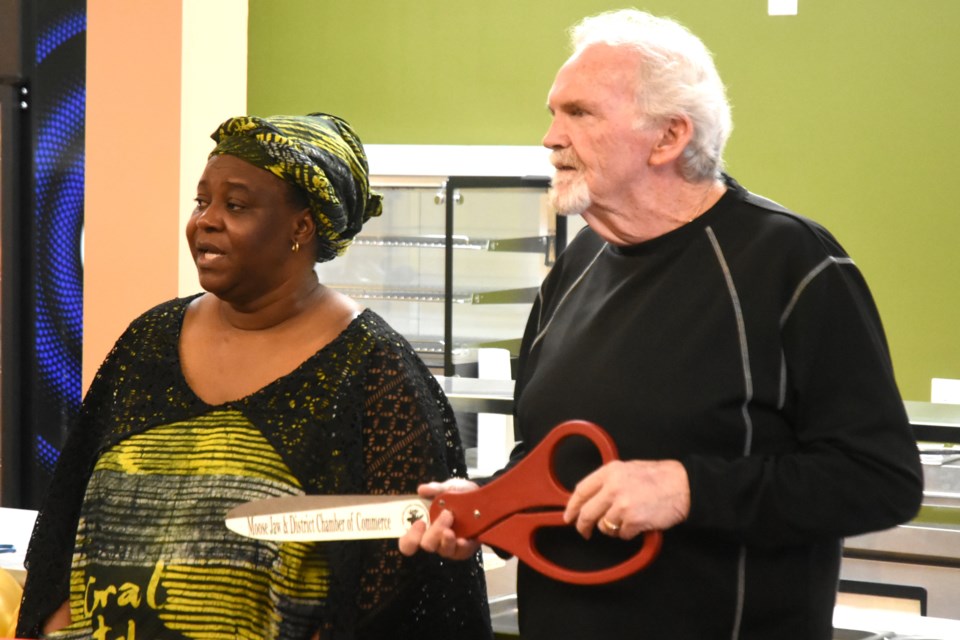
[
  {"x1": 345, "y1": 308, "x2": 407, "y2": 348},
  {"x1": 344, "y1": 310, "x2": 440, "y2": 380},
  {"x1": 126, "y1": 295, "x2": 199, "y2": 330},
  {"x1": 107, "y1": 295, "x2": 199, "y2": 360}
]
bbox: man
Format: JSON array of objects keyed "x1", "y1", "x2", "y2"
[{"x1": 400, "y1": 9, "x2": 922, "y2": 639}]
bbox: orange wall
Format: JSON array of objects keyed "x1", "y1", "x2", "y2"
[
  {"x1": 83, "y1": 2, "x2": 247, "y2": 393},
  {"x1": 83, "y1": 2, "x2": 183, "y2": 391}
]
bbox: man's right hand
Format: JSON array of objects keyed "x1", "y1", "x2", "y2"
[{"x1": 398, "y1": 478, "x2": 482, "y2": 561}]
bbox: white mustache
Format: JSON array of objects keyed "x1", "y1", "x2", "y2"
[{"x1": 550, "y1": 149, "x2": 585, "y2": 171}]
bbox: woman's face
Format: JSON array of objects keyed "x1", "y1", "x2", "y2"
[{"x1": 187, "y1": 154, "x2": 310, "y2": 304}]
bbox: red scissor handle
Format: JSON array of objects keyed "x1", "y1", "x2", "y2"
[
  {"x1": 432, "y1": 420, "x2": 617, "y2": 540},
  {"x1": 479, "y1": 511, "x2": 663, "y2": 585},
  {"x1": 431, "y1": 419, "x2": 662, "y2": 584}
]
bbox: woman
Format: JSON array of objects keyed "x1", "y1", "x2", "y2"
[{"x1": 17, "y1": 113, "x2": 492, "y2": 640}]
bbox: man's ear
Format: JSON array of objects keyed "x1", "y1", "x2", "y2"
[{"x1": 649, "y1": 114, "x2": 694, "y2": 167}]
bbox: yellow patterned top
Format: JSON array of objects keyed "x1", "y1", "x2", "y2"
[{"x1": 20, "y1": 296, "x2": 492, "y2": 640}]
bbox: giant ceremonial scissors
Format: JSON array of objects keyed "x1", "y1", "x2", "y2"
[{"x1": 225, "y1": 419, "x2": 662, "y2": 585}]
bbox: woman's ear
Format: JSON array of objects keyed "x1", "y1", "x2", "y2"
[
  {"x1": 293, "y1": 208, "x2": 317, "y2": 247},
  {"x1": 649, "y1": 114, "x2": 694, "y2": 167}
]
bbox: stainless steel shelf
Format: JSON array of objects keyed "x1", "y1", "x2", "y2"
[
  {"x1": 845, "y1": 522, "x2": 960, "y2": 568},
  {"x1": 469, "y1": 287, "x2": 538, "y2": 305},
  {"x1": 905, "y1": 401, "x2": 960, "y2": 444},
  {"x1": 434, "y1": 376, "x2": 515, "y2": 415},
  {"x1": 335, "y1": 287, "x2": 452, "y2": 303},
  {"x1": 332, "y1": 285, "x2": 538, "y2": 305},
  {"x1": 354, "y1": 234, "x2": 555, "y2": 255}
]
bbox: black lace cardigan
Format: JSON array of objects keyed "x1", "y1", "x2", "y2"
[{"x1": 17, "y1": 296, "x2": 492, "y2": 639}]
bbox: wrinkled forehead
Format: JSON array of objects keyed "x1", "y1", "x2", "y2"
[{"x1": 548, "y1": 44, "x2": 643, "y2": 106}]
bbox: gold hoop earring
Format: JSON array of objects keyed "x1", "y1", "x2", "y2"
[{"x1": 292, "y1": 241, "x2": 300, "y2": 253}]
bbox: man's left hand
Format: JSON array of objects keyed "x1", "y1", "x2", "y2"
[{"x1": 563, "y1": 459, "x2": 691, "y2": 539}]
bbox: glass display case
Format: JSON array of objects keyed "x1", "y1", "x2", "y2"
[{"x1": 316, "y1": 175, "x2": 567, "y2": 377}]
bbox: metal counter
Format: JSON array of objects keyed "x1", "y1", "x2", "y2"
[
  {"x1": 842, "y1": 402, "x2": 960, "y2": 620},
  {"x1": 435, "y1": 375, "x2": 515, "y2": 415}
]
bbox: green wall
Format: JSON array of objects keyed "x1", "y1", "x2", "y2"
[{"x1": 248, "y1": 1, "x2": 960, "y2": 401}]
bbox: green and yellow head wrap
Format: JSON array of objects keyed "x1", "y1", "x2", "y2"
[{"x1": 209, "y1": 112, "x2": 383, "y2": 262}]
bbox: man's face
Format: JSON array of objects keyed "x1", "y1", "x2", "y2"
[{"x1": 543, "y1": 45, "x2": 657, "y2": 217}]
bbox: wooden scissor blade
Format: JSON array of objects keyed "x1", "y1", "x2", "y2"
[{"x1": 224, "y1": 494, "x2": 431, "y2": 542}]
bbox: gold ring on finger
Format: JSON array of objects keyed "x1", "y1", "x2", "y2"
[{"x1": 601, "y1": 517, "x2": 621, "y2": 533}]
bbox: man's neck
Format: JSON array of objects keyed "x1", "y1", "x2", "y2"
[{"x1": 584, "y1": 175, "x2": 725, "y2": 245}]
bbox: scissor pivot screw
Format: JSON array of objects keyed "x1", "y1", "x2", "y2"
[{"x1": 473, "y1": 509, "x2": 481, "y2": 519}]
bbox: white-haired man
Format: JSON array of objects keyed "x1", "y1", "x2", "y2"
[{"x1": 401, "y1": 10, "x2": 922, "y2": 639}]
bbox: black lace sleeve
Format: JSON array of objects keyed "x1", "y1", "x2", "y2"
[
  {"x1": 16, "y1": 327, "x2": 129, "y2": 638},
  {"x1": 349, "y1": 329, "x2": 492, "y2": 640}
]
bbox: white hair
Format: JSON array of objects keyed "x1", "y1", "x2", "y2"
[{"x1": 570, "y1": 9, "x2": 733, "y2": 181}]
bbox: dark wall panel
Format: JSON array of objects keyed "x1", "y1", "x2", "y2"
[{"x1": 7, "y1": 0, "x2": 86, "y2": 508}]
